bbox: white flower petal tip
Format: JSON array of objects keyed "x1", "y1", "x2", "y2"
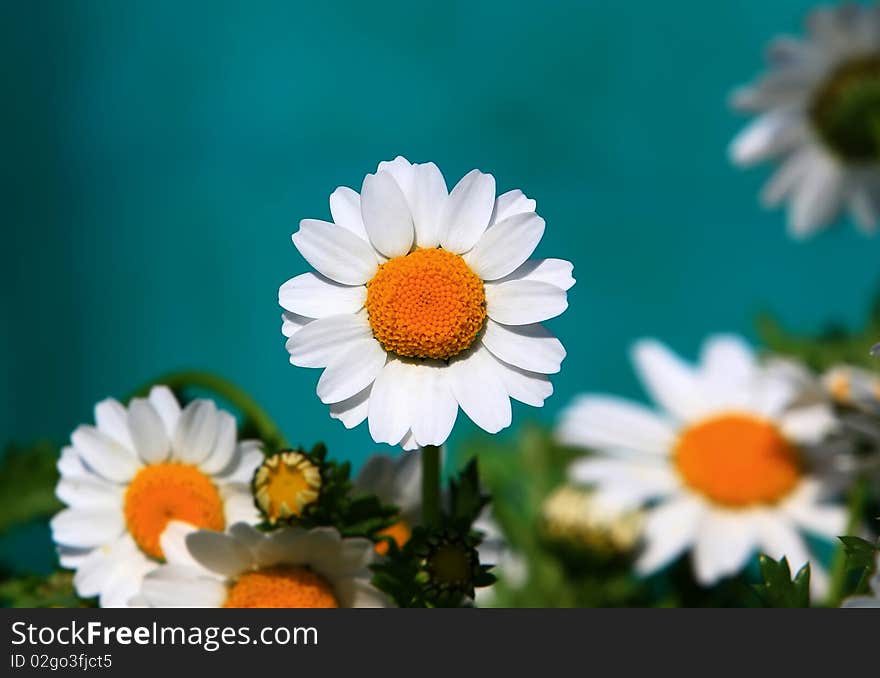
[
  {"x1": 282, "y1": 159, "x2": 570, "y2": 449},
  {"x1": 139, "y1": 525, "x2": 388, "y2": 608},
  {"x1": 52, "y1": 388, "x2": 263, "y2": 607},
  {"x1": 559, "y1": 332, "x2": 845, "y2": 593}
]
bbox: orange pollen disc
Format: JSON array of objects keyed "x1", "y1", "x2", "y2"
[
  {"x1": 223, "y1": 566, "x2": 339, "y2": 608},
  {"x1": 674, "y1": 414, "x2": 802, "y2": 507},
  {"x1": 374, "y1": 520, "x2": 412, "y2": 556},
  {"x1": 124, "y1": 462, "x2": 225, "y2": 560},
  {"x1": 365, "y1": 248, "x2": 486, "y2": 360}
]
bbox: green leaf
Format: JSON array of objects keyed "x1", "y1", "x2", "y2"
[
  {"x1": 754, "y1": 555, "x2": 811, "y2": 608},
  {"x1": 0, "y1": 441, "x2": 62, "y2": 535},
  {"x1": 0, "y1": 571, "x2": 94, "y2": 608},
  {"x1": 839, "y1": 535, "x2": 879, "y2": 571},
  {"x1": 756, "y1": 294, "x2": 880, "y2": 371},
  {"x1": 448, "y1": 458, "x2": 488, "y2": 525}
]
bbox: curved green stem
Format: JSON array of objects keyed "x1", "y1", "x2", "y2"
[
  {"x1": 130, "y1": 370, "x2": 289, "y2": 451},
  {"x1": 421, "y1": 445, "x2": 442, "y2": 528},
  {"x1": 826, "y1": 476, "x2": 869, "y2": 607}
]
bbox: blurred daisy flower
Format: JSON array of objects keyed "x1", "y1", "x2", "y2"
[
  {"x1": 138, "y1": 523, "x2": 388, "y2": 608},
  {"x1": 558, "y1": 335, "x2": 846, "y2": 597},
  {"x1": 729, "y1": 5, "x2": 880, "y2": 238},
  {"x1": 51, "y1": 387, "x2": 263, "y2": 607},
  {"x1": 280, "y1": 156, "x2": 574, "y2": 450}
]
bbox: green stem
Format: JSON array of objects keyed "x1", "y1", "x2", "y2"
[
  {"x1": 826, "y1": 476, "x2": 869, "y2": 607},
  {"x1": 421, "y1": 445, "x2": 442, "y2": 528},
  {"x1": 129, "y1": 370, "x2": 289, "y2": 451}
]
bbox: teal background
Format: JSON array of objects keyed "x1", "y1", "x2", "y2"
[{"x1": 2, "y1": 1, "x2": 879, "y2": 569}]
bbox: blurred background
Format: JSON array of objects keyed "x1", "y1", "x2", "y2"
[{"x1": 2, "y1": 1, "x2": 879, "y2": 579}]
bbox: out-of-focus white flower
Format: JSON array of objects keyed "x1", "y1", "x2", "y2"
[
  {"x1": 559, "y1": 335, "x2": 846, "y2": 597},
  {"x1": 280, "y1": 156, "x2": 573, "y2": 450},
  {"x1": 51, "y1": 387, "x2": 262, "y2": 607},
  {"x1": 138, "y1": 523, "x2": 388, "y2": 608},
  {"x1": 729, "y1": 5, "x2": 880, "y2": 238}
]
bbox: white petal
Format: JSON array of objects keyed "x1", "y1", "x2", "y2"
[
  {"x1": 159, "y1": 521, "x2": 203, "y2": 570},
  {"x1": 700, "y1": 334, "x2": 757, "y2": 392},
  {"x1": 51, "y1": 508, "x2": 125, "y2": 548},
  {"x1": 789, "y1": 161, "x2": 844, "y2": 239},
  {"x1": 849, "y1": 186, "x2": 880, "y2": 234},
  {"x1": 779, "y1": 404, "x2": 837, "y2": 444},
  {"x1": 761, "y1": 148, "x2": 813, "y2": 207},
  {"x1": 220, "y1": 443, "x2": 264, "y2": 484},
  {"x1": 360, "y1": 171, "x2": 414, "y2": 258},
  {"x1": 329, "y1": 186, "x2": 369, "y2": 241},
  {"x1": 57, "y1": 446, "x2": 91, "y2": 481},
  {"x1": 288, "y1": 311, "x2": 372, "y2": 368},
  {"x1": 728, "y1": 109, "x2": 806, "y2": 166},
  {"x1": 148, "y1": 386, "x2": 181, "y2": 436},
  {"x1": 488, "y1": 354, "x2": 553, "y2": 407},
  {"x1": 292, "y1": 218, "x2": 378, "y2": 285},
  {"x1": 569, "y1": 458, "x2": 678, "y2": 503},
  {"x1": 447, "y1": 347, "x2": 511, "y2": 434},
  {"x1": 335, "y1": 578, "x2": 390, "y2": 608},
  {"x1": 56, "y1": 476, "x2": 123, "y2": 510},
  {"x1": 281, "y1": 311, "x2": 311, "y2": 338},
  {"x1": 222, "y1": 489, "x2": 261, "y2": 526},
  {"x1": 490, "y1": 189, "x2": 536, "y2": 225},
  {"x1": 481, "y1": 320, "x2": 565, "y2": 374},
  {"x1": 368, "y1": 360, "x2": 415, "y2": 446},
  {"x1": 141, "y1": 566, "x2": 227, "y2": 607},
  {"x1": 754, "y1": 513, "x2": 810, "y2": 572},
  {"x1": 400, "y1": 430, "x2": 418, "y2": 451},
  {"x1": 557, "y1": 395, "x2": 675, "y2": 455},
  {"x1": 172, "y1": 400, "x2": 218, "y2": 465},
  {"x1": 329, "y1": 385, "x2": 371, "y2": 429},
  {"x1": 631, "y1": 339, "x2": 708, "y2": 422},
  {"x1": 317, "y1": 338, "x2": 387, "y2": 404},
  {"x1": 409, "y1": 363, "x2": 458, "y2": 447},
  {"x1": 376, "y1": 156, "x2": 415, "y2": 194},
  {"x1": 279, "y1": 272, "x2": 366, "y2": 318},
  {"x1": 409, "y1": 162, "x2": 448, "y2": 248},
  {"x1": 636, "y1": 496, "x2": 703, "y2": 575},
  {"x1": 784, "y1": 497, "x2": 846, "y2": 541},
  {"x1": 186, "y1": 530, "x2": 253, "y2": 578},
  {"x1": 485, "y1": 280, "x2": 568, "y2": 325},
  {"x1": 198, "y1": 410, "x2": 237, "y2": 475},
  {"x1": 465, "y1": 212, "x2": 544, "y2": 281},
  {"x1": 127, "y1": 398, "x2": 170, "y2": 464},
  {"x1": 94, "y1": 399, "x2": 134, "y2": 450},
  {"x1": 71, "y1": 426, "x2": 140, "y2": 483},
  {"x1": 692, "y1": 510, "x2": 757, "y2": 585},
  {"x1": 495, "y1": 258, "x2": 575, "y2": 291},
  {"x1": 441, "y1": 169, "x2": 496, "y2": 253}
]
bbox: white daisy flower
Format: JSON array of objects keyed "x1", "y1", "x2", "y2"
[
  {"x1": 729, "y1": 5, "x2": 880, "y2": 238},
  {"x1": 280, "y1": 156, "x2": 574, "y2": 450},
  {"x1": 558, "y1": 335, "x2": 847, "y2": 597},
  {"x1": 138, "y1": 522, "x2": 388, "y2": 608},
  {"x1": 50, "y1": 387, "x2": 263, "y2": 607},
  {"x1": 823, "y1": 364, "x2": 880, "y2": 413},
  {"x1": 353, "y1": 453, "x2": 524, "y2": 600}
]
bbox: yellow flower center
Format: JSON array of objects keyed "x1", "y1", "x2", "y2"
[
  {"x1": 253, "y1": 451, "x2": 321, "y2": 524},
  {"x1": 374, "y1": 519, "x2": 412, "y2": 555},
  {"x1": 365, "y1": 248, "x2": 486, "y2": 360},
  {"x1": 674, "y1": 414, "x2": 802, "y2": 507},
  {"x1": 223, "y1": 566, "x2": 339, "y2": 608},
  {"x1": 124, "y1": 462, "x2": 225, "y2": 559}
]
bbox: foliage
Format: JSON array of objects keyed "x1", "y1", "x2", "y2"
[
  {"x1": 0, "y1": 571, "x2": 94, "y2": 608},
  {"x1": 752, "y1": 555, "x2": 811, "y2": 608},
  {"x1": 0, "y1": 441, "x2": 62, "y2": 535},
  {"x1": 371, "y1": 460, "x2": 494, "y2": 608},
  {"x1": 757, "y1": 294, "x2": 880, "y2": 371},
  {"x1": 838, "y1": 536, "x2": 880, "y2": 597},
  {"x1": 256, "y1": 443, "x2": 398, "y2": 540}
]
